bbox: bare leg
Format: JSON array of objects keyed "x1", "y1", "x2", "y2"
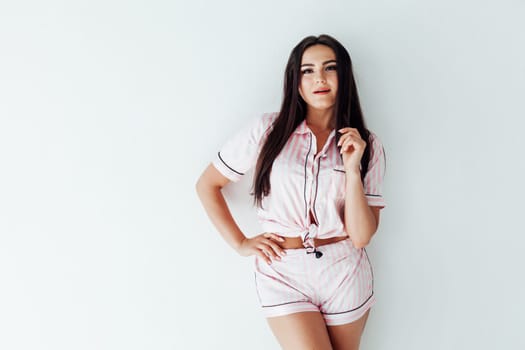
[
  {"x1": 326, "y1": 308, "x2": 371, "y2": 350},
  {"x1": 266, "y1": 311, "x2": 333, "y2": 350}
]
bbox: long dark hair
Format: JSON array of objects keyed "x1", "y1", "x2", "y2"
[{"x1": 252, "y1": 34, "x2": 372, "y2": 208}]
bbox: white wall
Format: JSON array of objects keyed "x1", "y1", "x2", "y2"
[{"x1": 1, "y1": 0, "x2": 524, "y2": 349}]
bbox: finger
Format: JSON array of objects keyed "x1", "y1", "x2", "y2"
[
  {"x1": 265, "y1": 233, "x2": 285, "y2": 243},
  {"x1": 345, "y1": 129, "x2": 361, "y2": 140},
  {"x1": 337, "y1": 127, "x2": 358, "y2": 135},
  {"x1": 262, "y1": 239, "x2": 286, "y2": 257},
  {"x1": 338, "y1": 127, "x2": 357, "y2": 133},
  {"x1": 263, "y1": 242, "x2": 283, "y2": 260},
  {"x1": 257, "y1": 251, "x2": 272, "y2": 264},
  {"x1": 340, "y1": 137, "x2": 356, "y2": 153},
  {"x1": 265, "y1": 244, "x2": 282, "y2": 260},
  {"x1": 341, "y1": 136, "x2": 366, "y2": 153},
  {"x1": 344, "y1": 128, "x2": 362, "y2": 137},
  {"x1": 337, "y1": 133, "x2": 349, "y2": 147},
  {"x1": 337, "y1": 130, "x2": 360, "y2": 147},
  {"x1": 337, "y1": 133, "x2": 354, "y2": 147},
  {"x1": 257, "y1": 243, "x2": 281, "y2": 260}
]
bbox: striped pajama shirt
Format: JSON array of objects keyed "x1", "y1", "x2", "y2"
[{"x1": 212, "y1": 112, "x2": 386, "y2": 325}]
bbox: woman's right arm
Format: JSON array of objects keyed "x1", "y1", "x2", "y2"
[{"x1": 195, "y1": 163, "x2": 286, "y2": 264}]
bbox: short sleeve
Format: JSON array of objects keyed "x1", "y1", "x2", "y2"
[
  {"x1": 211, "y1": 112, "x2": 277, "y2": 182},
  {"x1": 363, "y1": 132, "x2": 387, "y2": 208}
]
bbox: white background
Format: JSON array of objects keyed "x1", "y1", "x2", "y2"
[{"x1": 1, "y1": 1, "x2": 524, "y2": 349}]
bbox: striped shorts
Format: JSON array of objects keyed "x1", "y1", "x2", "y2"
[{"x1": 253, "y1": 238, "x2": 376, "y2": 326}]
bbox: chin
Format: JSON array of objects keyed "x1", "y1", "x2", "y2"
[{"x1": 309, "y1": 102, "x2": 336, "y2": 110}]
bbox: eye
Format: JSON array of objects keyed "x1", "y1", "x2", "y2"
[
  {"x1": 301, "y1": 68, "x2": 313, "y2": 74},
  {"x1": 326, "y1": 65, "x2": 337, "y2": 71}
]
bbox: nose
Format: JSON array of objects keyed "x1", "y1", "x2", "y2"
[{"x1": 315, "y1": 71, "x2": 326, "y2": 84}]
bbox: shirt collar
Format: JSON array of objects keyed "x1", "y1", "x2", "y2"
[
  {"x1": 293, "y1": 119, "x2": 310, "y2": 134},
  {"x1": 293, "y1": 118, "x2": 336, "y2": 138}
]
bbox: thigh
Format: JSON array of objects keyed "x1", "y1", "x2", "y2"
[
  {"x1": 267, "y1": 311, "x2": 333, "y2": 350},
  {"x1": 326, "y1": 308, "x2": 370, "y2": 350}
]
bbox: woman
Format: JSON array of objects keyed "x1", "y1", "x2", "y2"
[{"x1": 196, "y1": 34, "x2": 386, "y2": 350}]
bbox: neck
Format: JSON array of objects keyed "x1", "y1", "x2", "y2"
[{"x1": 305, "y1": 108, "x2": 335, "y2": 132}]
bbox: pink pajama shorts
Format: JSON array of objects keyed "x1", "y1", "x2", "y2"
[{"x1": 253, "y1": 238, "x2": 376, "y2": 326}]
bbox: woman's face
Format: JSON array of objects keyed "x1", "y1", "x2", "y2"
[{"x1": 298, "y1": 44, "x2": 338, "y2": 113}]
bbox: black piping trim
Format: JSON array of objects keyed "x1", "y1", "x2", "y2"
[
  {"x1": 258, "y1": 249, "x2": 375, "y2": 313},
  {"x1": 303, "y1": 133, "x2": 312, "y2": 219},
  {"x1": 312, "y1": 157, "x2": 321, "y2": 224},
  {"x1": 322, "y1": 247, "x2": 375, "y2": 315},
  {"x1": 364, "y1": 247, "x2": 374, "y2": 291},
  {"x1": 217, "y1": 151, "x2": 243, "y2": 175},
  {"x1": 261, "y1": 300, "x2": 311, "y2": 308},
  {"x1": 321, "y1": 292, "x2": 374, "y2": 315},
  {"x1": 333, "y1": 168, "x2": 345, "y2": 173},
  {"x1": 365, "y1": 194, "x2": 382, "y2": 197}
]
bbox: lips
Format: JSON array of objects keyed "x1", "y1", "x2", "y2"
[{"x1": 314, "y1": 89, "x2": 330, "y2": 94}]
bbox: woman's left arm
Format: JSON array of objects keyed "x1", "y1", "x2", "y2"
[
  {"x1": 337, "y1": 127, "x2": 384, "y2": 248},
  {"x1": 343, "y1": 170, "x2": 381, "y2": 248}
]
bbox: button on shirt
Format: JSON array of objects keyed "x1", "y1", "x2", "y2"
[{"x1": 212, "y1": 112, "x2": 386, "y2": 243}]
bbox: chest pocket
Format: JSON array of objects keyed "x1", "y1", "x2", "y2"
[{"x1": 330, "y1": 165, "x2": 347, "y2": 200}]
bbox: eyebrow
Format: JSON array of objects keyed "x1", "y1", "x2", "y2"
[{"x1": 300, "y1": 59, "x2": 337, "y2": 67}]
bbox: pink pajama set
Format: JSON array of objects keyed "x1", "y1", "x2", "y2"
[{"x1": 212, "y1": 112, "x2": 386, "y2": 326}]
